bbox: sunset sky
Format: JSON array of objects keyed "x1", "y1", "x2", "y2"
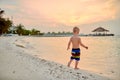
[{"x1": 0, "y1": 0, "x2": 120, "y2": 35}]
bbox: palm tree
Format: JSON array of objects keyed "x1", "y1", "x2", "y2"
[
  {"x1": 15, "y1": 24, "x2": 25, "y2": 36},
  {"x1": 31, "y1": 28, "x2": 40, "y2": 35}
]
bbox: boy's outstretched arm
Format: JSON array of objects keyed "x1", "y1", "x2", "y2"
[
  {"x1": 67, "y1": 38, "x2": 72, "y2": 50},
  {"x1": 79, "y1": 38, "x2": 88, "y2": 49}
]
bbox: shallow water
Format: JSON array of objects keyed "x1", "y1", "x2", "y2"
[{"x1": 22, "y1": 36, "x2": 120, "y2": 80}]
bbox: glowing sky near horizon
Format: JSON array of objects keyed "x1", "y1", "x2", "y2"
[{"x1": 0, "y1": 0, "x2": 120, "y2": 34}]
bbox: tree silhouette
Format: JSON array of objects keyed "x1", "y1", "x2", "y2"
[
  {"x1": 31, "y1": 28, "x2": 40, "y2": 35},
  {"x1": 0, "y1": 9, "x2": 12, "y2": 35},
  {"x1": 15, "y1": 24, "x2": 25, "y2": 36}
]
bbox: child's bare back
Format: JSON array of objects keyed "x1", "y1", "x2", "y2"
[{"x1": 71, "y1": 35, "x2": 80, "y2": 49}]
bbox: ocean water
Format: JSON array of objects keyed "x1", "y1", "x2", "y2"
[{"x1": 22, "y1": 36, "x2": 120, "y2": 80}]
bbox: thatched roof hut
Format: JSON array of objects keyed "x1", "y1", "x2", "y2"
[
  {"x1": 91, "y1": 27, "x2": 113, "y2": 36},
  {"x1": 92, "y1": 27, "x2": 109, "y2": 32}
]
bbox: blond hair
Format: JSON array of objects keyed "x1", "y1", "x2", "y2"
[{"x1": 73, "y1": 27, "x2": 80, "y2": 33}]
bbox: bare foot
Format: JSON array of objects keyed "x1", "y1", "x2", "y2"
[
  {"x1": 67, "y1": 64, "x2": 70, "y2": 67},
  {"x1": 74, "y1": 67, "x2": 79, "y2": 69}
]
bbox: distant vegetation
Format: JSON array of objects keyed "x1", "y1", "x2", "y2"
[
  {"x1": 0, "y1": 9, "x2": 43, "y2": 36},
  {"x1": 46, "y1": 31, "x2": 72, "y2": 35},
  {"x1": 13, "y1": 24, "x2": 43, "y2": 36}
]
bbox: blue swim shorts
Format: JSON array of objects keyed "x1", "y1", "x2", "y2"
[{"x1": 71, "y1": 48, "x2": 80, "y2": 61}]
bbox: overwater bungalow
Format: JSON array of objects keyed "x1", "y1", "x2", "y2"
[{"x1": 92, "y1": 27, "x2": 114, "y2": 36}]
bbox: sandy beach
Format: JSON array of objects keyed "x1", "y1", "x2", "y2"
[{"x1": 0, "y1": 36, "x2": 111, "y2": 80}]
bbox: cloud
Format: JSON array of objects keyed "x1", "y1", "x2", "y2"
[
  {"x1": 17, "y1": 0, "x2": 119, "y2": 26},
  {"x1": 0, "y1": 0, "x2": 119, "y2": 32}
]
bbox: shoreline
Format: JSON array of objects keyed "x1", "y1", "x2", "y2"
[{"x1": 0, "y1": 36, "x2": 111, "y2": 80}]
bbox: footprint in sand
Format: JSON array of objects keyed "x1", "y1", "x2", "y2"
[
  {"x1": 12, "y1": 71, "x2": 16, "y2": 74},
  {"x1": 111, "y1": 70, "x2": 114, "y2": 73}
]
